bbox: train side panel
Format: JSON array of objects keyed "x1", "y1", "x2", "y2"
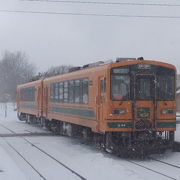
[
  {"x1": 42, "y1": 66, "x2": 109, "y2": 132},
  {"x1": 17, "y1": 80, "x2": 43, "y2": 119}
]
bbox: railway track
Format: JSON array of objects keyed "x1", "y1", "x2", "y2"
[
  {"x1": 101, "y1": 145, "x2": 180, "y2": 179},
  {"x1": 150, "y1": 157, "x2": 180, "y2": 169},
  {"x1": 97, "y1": 144, "x2": 180, "y2": 179},
  {"x1": 3, "y1": 138, "x2": 47, "y2": 180},
  {"x1": 1, "y1": 122, "x2": 180, "y2": 180},
  {"x1": 126, "y1": 159, "x2": 178, "y2": 180},
  {"x1": 0, "y1": 132, "x2": 53, "y2": 137},
  {"x1": 124, "y1": 153, "x2": 180, "y2": 180},
  {"x1": 0, "y1": 123, "x2": 52, "y2": 136},
  {"x1": 0, "y1": 122, "x2": 52, "y2": 137},
  {"x1": 0, "y1": 123, "x2": 87, "y2": 180}
]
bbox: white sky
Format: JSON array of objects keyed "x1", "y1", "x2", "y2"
[{"x1": 0, "y1": 0, "x2": 180, "y2": 72}]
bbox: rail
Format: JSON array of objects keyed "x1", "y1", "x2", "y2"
[{"x1": 0, "y1": 123, "x2": 87, "y2": 180}]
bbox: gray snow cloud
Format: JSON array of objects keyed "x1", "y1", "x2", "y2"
[{"x1": 0, "y1": 0, "x2": 180, "y2": 72}]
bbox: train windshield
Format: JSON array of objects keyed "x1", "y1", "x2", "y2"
[
  {"x1": 156, "y1": 68, "x2": 175, "y2": 100},
  {"x1": 111, "y1": 67, "x2": 130, "y2": 100},
  {"x1": 135, "y1": 75, "x2": 155, "y2": 100},
  {"x1": 111, "y1": 65, "x2": 175, "y2": 101}
]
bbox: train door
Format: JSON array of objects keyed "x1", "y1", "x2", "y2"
[
  {"x1": 97, "y1": 76, "x2": 106, "y2": 131},
  {"x1": 133, "y1": 74, "x2": 156, "y2": 130}
]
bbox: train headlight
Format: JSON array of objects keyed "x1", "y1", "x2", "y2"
[
  {"x1": 162, "y1": 109, "x2": 174, "y2": 115},
  {"x1": 112, "y1": 109, "x2": 126, "y2": 115}
]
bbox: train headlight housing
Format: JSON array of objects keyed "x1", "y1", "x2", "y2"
[
  {"x1": 112, "y1": 109, "x2": 126, "y2": 115},
  {"x1": 162, "y1": 109, "x2": 174, "y2": 115}
]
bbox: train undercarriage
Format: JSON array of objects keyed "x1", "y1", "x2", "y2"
[
  {"x1": 18, "y1": 113, "x2": 175, "y2": 157},
  {"x1": 104, "y1": 131, "x2": 174, "y2": 157}
]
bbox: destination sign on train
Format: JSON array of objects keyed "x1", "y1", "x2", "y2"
[{"x1": 138, "y1": 63, "x2": 151, "y2": 69}]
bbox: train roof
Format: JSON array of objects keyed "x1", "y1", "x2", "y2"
[
  {"x1": 17, "y1": 59, "x2": 176, "y2": 88},
  {"x1": 17, "y1": 79, "x2": 42, "y2": 89},
  {"x1": 43, "y1": 59, "x2": 176, "y2": 83},
  {"x1": 110, "y1": 59, "x2": 176, "y2": 70}
]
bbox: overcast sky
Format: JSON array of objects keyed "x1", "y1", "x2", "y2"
[{"x1": 0, "y1": 0, "x2": 180, "y2": 72}]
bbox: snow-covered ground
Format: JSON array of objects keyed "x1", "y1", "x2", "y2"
[{"x1": 0, "y1": 103, "x2": 180, "y2": 180}]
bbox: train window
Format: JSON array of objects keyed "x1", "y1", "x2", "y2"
[
  {"x1": 135, "y1": 76, "x2": 154, "y2": 100},
  {"x1": 79, "y1": 80, "x2": 83, "y2": 104},
  {"x1": 50, "y1": 78, "x2": 89, "y2": 104},
  {"x1": 69, "y1": 80, "x2": 74, "y2": 103},
  {"x1": 100, "y1": 78, "x2": 106, "y2": 93},
  {"x1": 64, "y1": 81, "x2": 68, "y2": 103},
  {"x1": 54, "y1": 83, "x2": 59, "y2": 101},
  {"x1": 59, "y1": 82, "x2": 64, "y2": 102},
  {"x1": 82, "y1": 79, "x2": 88, "y2": 104},
  {"x1": 157, "y1": 75, "x2": 175, "y2": 100},
  {"x1": 74, "y1": 80, "x2": 80, "y2": 103},
  {"x1": 51, "y1": 84, "x2": 56, "y2": 102},
  {"x1": 100, "y1": 80, "x2": 103, "y2": 93},
  {"x1": 111, "y1": 75, "x2": 130, "y2": 100},
  {"x1": 20, "y1": 86, "x2": 35, "y2": 102},
  {"x1": 50, "y1": 84, "x2": 54, "y2": 101},
  {"x1": 104, "y1": 78, "x2": 106, "y2": 92},
  {"x1": 156, "y1": 67, "x2": 175, "y2": 100},
  {"x1": 111, "y1": 67, "x2": 130, "y2": 100}
]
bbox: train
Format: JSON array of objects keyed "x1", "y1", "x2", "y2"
[{"x1": 16, "y1": 58, "x2": 176, "y2": 156}]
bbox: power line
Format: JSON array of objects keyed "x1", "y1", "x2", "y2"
[
  {"x1": 1, "y1": 9, "x2": 180, "y2": 19},
  {"x1": 21, "y1": 0, "x2": 180, "y2": 7}
]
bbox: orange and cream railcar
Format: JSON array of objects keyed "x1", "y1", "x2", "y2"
[
  {"x1": 16, "y1": 80, "x2": 43, "y2": 121},
  {"x1": 42, "y1": 65, "x2": 107, "y2": 133},
  {"x1": 17, "y1": 58, "x2": 176, "y2": 155}
]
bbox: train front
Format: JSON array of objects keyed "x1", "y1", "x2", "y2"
[{"x1": 104, "y1": 60, "x2": 176, "y2": 155}]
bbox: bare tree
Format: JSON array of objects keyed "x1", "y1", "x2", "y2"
[
  {"x1": 44, "y1": 65, "x2": 73, "y2": 77},
  {"x1": 0, "y1": 51, "x2": 36, "y2": 102},
  {"x1": 30, "y1": 65, "x2": 73, "y2": 81}
]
